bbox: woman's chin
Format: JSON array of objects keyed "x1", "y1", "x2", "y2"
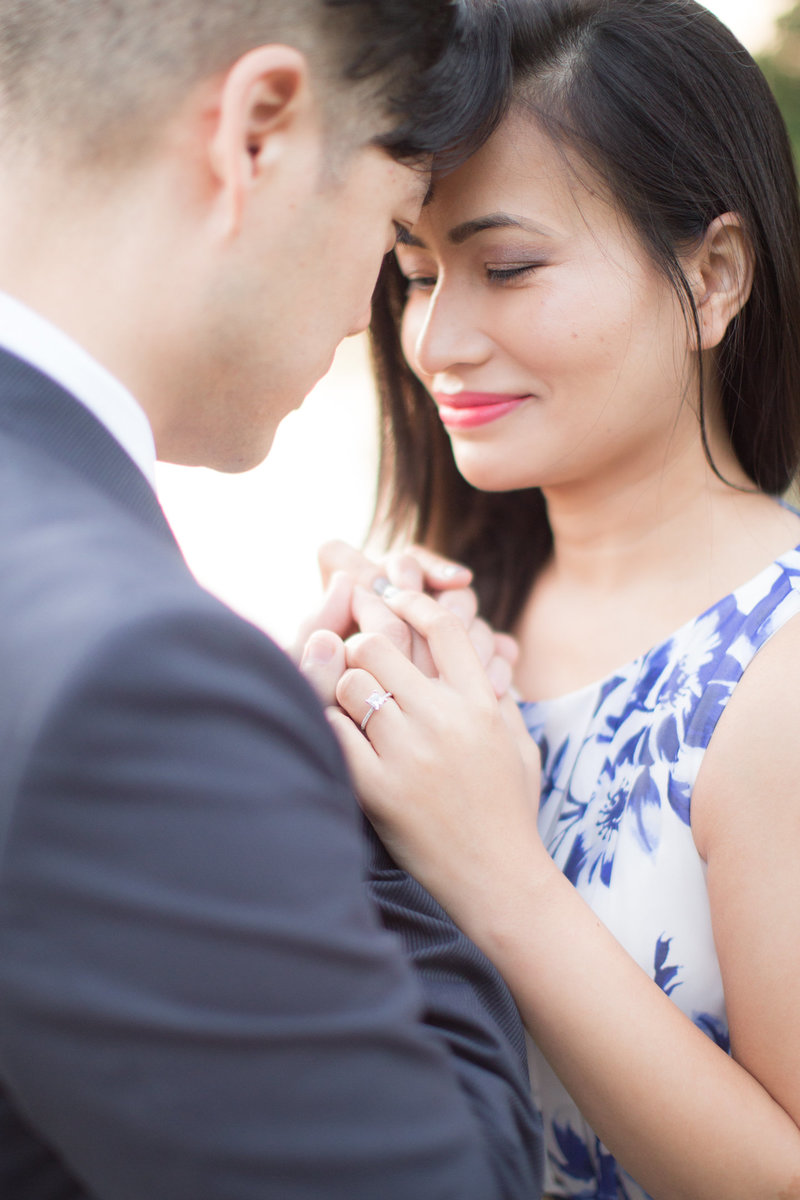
[{"x1": 452, "y1": 453, "x2": 539, "y2": 495}]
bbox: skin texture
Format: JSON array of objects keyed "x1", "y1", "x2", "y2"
[
  {"x1": 396, "y1": 111, "x2": 708, "y2": 498},
  {"x1": 322, "y1": 111, "x2": 800, "y2": 1198},
  {"x1": 0, "y1": 47, "x2": 428, "y2": 472}
]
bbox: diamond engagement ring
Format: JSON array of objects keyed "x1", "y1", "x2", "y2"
[{"x1": 360, "y1": 689, "x2": 393, "y2": 732}]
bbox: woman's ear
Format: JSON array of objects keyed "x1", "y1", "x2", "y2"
[
  {"x1": 208, "y1": 44, "x2": 313, "y2": 239},
  {"x1": 690, "y1": 213, "x2": 755, "y2": 350}
]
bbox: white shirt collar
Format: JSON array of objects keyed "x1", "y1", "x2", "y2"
[{"x1": 0, "y1": 290, "x2": 157, "y2": 487}]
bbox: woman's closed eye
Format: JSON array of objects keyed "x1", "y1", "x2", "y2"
[
  {"x1": 404, "y1": 273, "x2": 438, "y2": 294},
  {"x1": 401, "y1": 263, "x2": 545, "y2": 294},
  {"x1": 486, "y1": 263, "x2": 542, "y2": 285}
]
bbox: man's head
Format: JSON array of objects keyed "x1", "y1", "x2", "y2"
[
  {"x1": 0, "y1": 1, "x2": 511, "y2": 470},
  {"x1": 0, "y1": 1, "x2": 495, "y2": 168}
]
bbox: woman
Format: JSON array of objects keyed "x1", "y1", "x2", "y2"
[{"x1": 325, "y1": 0, "x2": 800, "y2": 1196}]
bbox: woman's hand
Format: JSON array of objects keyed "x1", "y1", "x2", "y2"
[
  {"x1": 317, "y1": 538, "x2": 474, "y2": 596},
  {"x1": 325, "y1": 598, "x2": 800, "y2": 1200},
  {"x1": 308, "y1": 540, "x2": 496, "y2": 676},
  {"x1": 296, "y1": 542, "x2": 518, "y2": 706},
  {"x1": 325, "y1": 587, "x2": 543, "y2": 927},
  {"x1": 292, "y1": 540, "x2": 471, "y2": 665}
]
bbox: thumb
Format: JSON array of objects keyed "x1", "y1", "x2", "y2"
[{"x1": 298, "y1": 630, "x2": 347, "y2": 709}]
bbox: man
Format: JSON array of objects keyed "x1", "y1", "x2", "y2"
[{"x1": 0, "y1": 2, "x2": 543, "y2": 1197}]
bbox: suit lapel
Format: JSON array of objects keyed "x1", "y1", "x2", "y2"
[{"x1": 0, "y1": 348, "x2": 178, "y2": 547}]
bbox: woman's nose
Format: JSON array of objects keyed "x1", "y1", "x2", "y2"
[{"x1": 411, "y1": 287, "x2": 492, "y2": 377}]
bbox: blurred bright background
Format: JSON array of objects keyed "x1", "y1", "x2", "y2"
[{"x1": 156, "y1": 0, "x2": 795, "y2": 649}]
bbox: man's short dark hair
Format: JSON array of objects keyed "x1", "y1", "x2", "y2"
[{"x1": 0, "y1": 0, "x2": 511, "y2": 168}]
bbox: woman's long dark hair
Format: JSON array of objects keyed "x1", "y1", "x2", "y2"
[{"x1": 369, "y1": 0, "x2": 800, "y2": 631}]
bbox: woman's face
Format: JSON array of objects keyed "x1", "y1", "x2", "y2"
[{"x1": 396, "y1": 110, "x2": 702, "y2": 497}]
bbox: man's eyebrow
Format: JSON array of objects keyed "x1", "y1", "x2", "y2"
[{"x1": 448, "y1": 213, "x2": 556, "y2": 244}]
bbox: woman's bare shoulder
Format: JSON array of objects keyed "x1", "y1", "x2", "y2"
[{"x1": 692, "y1": 608, "x2": 800, "y2": 859}]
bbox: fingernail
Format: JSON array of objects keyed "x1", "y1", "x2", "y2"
[
  {"x1": 372, "y1": 578, "x2": 402, "y2": 600},
  {"x1": 301, "y1": 632, "x2": 337, "y2": 666},
  {"x1": 438, "y1": 563, "x2": 469, "y2": 579}
]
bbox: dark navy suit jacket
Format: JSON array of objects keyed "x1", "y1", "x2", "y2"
[{"x1": 0, "y1": 349, "x2": 543, "y2": 1199}]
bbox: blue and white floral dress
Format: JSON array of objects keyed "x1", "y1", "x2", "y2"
[{"x1": 518, "y1": 544, "x2": 800, "y2": 1199}]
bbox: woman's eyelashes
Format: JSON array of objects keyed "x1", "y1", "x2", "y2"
[
  {"x1": 400, "y1": 261, "x2": 543, "y2": 294},
  {"x1": 404, "y1": 273, "x2": 437, "y2": 293},
  {"x1": 485, "y1": 263, "x2": 540, "y2": 284}
]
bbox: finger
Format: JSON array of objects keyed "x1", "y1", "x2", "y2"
[
  {"x1": 407, "y1": 628, "x2": 436, "y2": 678},
  {"x1": 361, "y1": 581, "x2": 437, "y2": 675},
  {"x1": 298, "y1": 630, "x2": 347, "y2": 708},
  {"x1": 335, "y1": 667, "x2": 402, "y2": 745},
  {"x1": 486, "y1": 654, "x2": 514, "y2": 699},
  {"x1": 374, "y1": 589, "x2": 495, "y2": 697},
  {"x1": 435, "y1": 586, "x2": 479, "y2": 629},
  {"x1": 317, "y1": 539, "x2": 385, "y2": 590},
  {"x1": 464, "y1": 616, "x2": 494, "y2": 669},
  {"x1": 343, "y1": 630, "x2": 446, "y2": 725},
  {"x1": 384, "y1": 551, "x2": 425, "y2": 592},
  {"x1": 351, "y1": 584, "x2": 412, "y2": 658},
  {"x1": 325, "y1": 706, "x2": 387, "y2": 809},
  {"x1": 493, "y1": 632, "x2": 519, "y2": 665},
  {"x1": 401, "y1": 545, "x2": 473, "y2": 591},
  {"x1": 291, "y1": 570, "x2": 355, "y2": 660},
  {"x1": 326, "y1": 705, "x2": 419, "y2": 869}
]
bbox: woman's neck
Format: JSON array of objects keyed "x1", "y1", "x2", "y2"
[
  {"x1": 513, "y1": 428, "x2": 799, "y2": 701},
  {"x1": 542, "y1": 443, "x2": 748, "y2": 591}
]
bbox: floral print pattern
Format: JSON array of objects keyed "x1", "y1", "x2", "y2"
[{"x1": 519, "y1": 544, "x2": 800, "y2": 1198}]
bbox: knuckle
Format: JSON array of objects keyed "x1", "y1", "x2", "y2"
[
  {"x1": 335, "y1": 667, "x2": 360, "y2": 707},
  {"x1": 320, "y1": 539, "x2": 382, "y2": 588},
  {"x1": 347, "y1": 630, "x2": 387, "y2": 669},
  {"x1": 388, "y1": 551, "x2": 423, "y2": 591},
  {"x1": 438, "y1": 587, "x2": 478, "y2": 624}
]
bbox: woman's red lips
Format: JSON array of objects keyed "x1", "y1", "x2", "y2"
[
  {"x1": 433, "y1": 391, "x2": 528, "y2": 408},
  {"x1": 433, "y1": 392, "x2": 531, "y2": 430}
]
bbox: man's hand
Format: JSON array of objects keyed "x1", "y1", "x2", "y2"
[{"x1": 297, "y1": 541, "x2": 518, "y2": 706}]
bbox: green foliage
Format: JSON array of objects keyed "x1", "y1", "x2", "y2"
[{"x1": 757, "y1": 3, "x2": 800, "y2": 166}]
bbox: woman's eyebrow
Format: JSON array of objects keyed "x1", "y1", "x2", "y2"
[
  {"x1": 395, "y1": 226, "x2": 428, "y2": 249},
  {"x1": 448, "y1": 213, "x2": 557, "y2": 244},
  {"x1": 396, "y1": 212, "x2": 558, "y2": 251}
]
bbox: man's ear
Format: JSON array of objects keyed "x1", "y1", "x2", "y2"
[
  {"x1": 689, "y1": 213, "x2": 755, "y2": 350},
  {"x1": 208, "y1": 44, "x2": 313, "y2": 239}
]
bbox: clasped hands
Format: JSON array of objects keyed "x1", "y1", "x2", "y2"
[
  {"x1": 294, "y1": 541, "x2": 543, "y2": 921},
  {"x1": 294, "y1": 539, "x2": 518, "y2": 707}
]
